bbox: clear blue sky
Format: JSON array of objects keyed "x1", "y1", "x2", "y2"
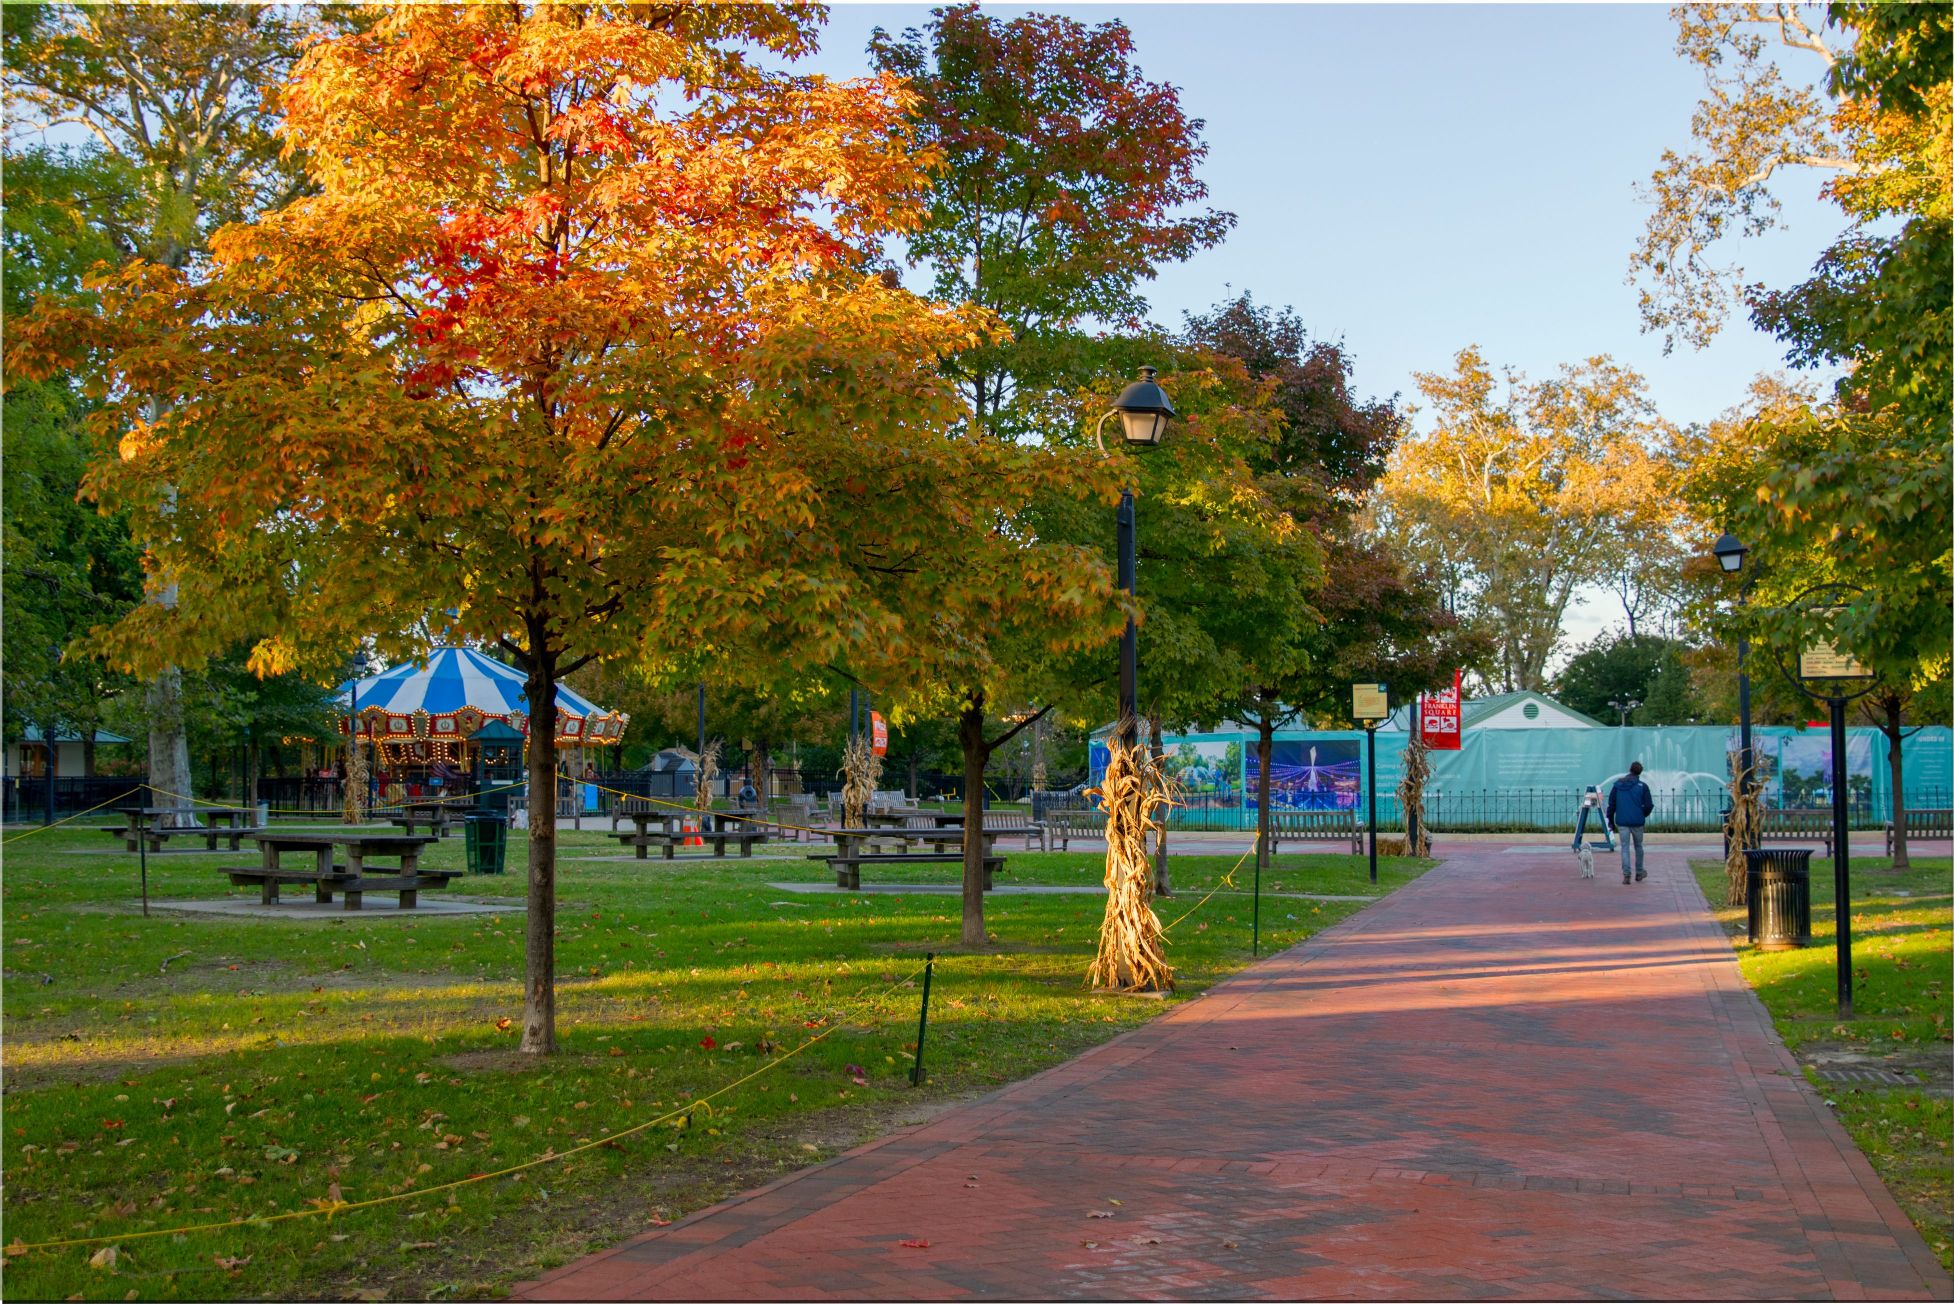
[
  {"x1": 805, "y1": 2, "x2": 1846, "y2": 651},
  {"x1": 805, "y1": 2, "x2": 1841, "y2": 432}
]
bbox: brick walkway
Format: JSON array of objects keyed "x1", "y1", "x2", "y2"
[{"x1": 517, "y1": 842, "x2": 1952, "y2": 1301}]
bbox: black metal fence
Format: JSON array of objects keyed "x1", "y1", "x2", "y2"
[{"x1": 2, "y1": 776, "x2": 148, "y2": 823}]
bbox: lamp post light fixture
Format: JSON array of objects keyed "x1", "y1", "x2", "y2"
[
  {"x1": 1607, "y1": 697, "x2": 1642, "y2": 727},
  {"x1": 1093, "y1": 368, "x2": 1175, "y2": 749},
  {"x1": 1713, "y1": 531, "x2": 1757, "y2": 825}
]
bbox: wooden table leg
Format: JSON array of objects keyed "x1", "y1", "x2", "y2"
[{"x1": 344, "y1": 848, "x2": 365, "y2": 910}]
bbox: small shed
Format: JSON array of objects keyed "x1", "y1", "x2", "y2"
[{"x1": 7, "y1": 726, "x2": 134, "y2": 778}]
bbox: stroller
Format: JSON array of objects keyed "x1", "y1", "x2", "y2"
[{"x1": 1572, "y1": 785, "x2": 1615, "y2": 878}]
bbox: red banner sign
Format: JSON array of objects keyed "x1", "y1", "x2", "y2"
[
  {"x1": 870, "y1": 711, "x2": 888, "y2": 757},
  {"x1": 1421, "y1": 671, "x2": 1462, "y2": 751}
]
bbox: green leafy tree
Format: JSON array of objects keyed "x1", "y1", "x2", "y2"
[
  {"x1": 4, "y1": 3, "x2": 322, "y2": 813},
  {"x1": 869, "y1": 4, "x2": 1234, "y2": 440},
  {"x1": 1555, "y1": 633, "x2": 1703, "y2": 725}
]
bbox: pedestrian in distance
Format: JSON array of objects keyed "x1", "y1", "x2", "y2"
[{"x1": 1606, "y1": 761, "x2": 1655, "y2": 884}]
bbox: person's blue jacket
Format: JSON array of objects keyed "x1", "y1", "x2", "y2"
[{"x1": 1606, "y1": 775, "x2": 1654, "y2": 828}]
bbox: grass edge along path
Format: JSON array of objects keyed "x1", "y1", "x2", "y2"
[
  {"x1": 1689, "y1": 854, "x2": 1953, "y2": 1273},
  {"x1": 2, "y1": 826, "x2": 1430, "y2": 1301}
]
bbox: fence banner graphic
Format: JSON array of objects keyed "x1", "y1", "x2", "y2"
[{"x1": 1421, "y1": 671, "x2": 1462, "y2": 750}]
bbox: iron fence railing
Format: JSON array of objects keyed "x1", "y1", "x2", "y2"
[{"x1": 1033, "y1": 786, "x2": 1951, "y2": 834}]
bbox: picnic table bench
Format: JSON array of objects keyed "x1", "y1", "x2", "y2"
[
  {"x1": 1270, "y1": 809, "x2": 1363, "y2": 854},
  {"x1": 808, "y1": 826, "x2": 1004, "y2": 890},
  {"x1": 1885, "y1": 807, "x2": 1952, "y2": 854},
  {"x1": 227, "y1": 831, "x2": 448, "y2": 910},
  {"x1": 609, "y1": 810, "x2": 768, "y2": 860},
  {"x1": 100, "y1": 806, "x2": 258, "y2": 853}
]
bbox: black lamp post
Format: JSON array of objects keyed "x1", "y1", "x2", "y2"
[
  {"x1": 1712, "y1": 531, "x2": 1755, "y2": 816},
  {"x1": 1607, "y1": 697, "x2": 1642, "y2": 727},
  {"x1": 1094, "y1": 367, "x2": 1175, "y2": 748}
]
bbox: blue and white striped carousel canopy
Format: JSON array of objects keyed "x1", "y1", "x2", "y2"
[{"x1": 336, "y1": 646, "x2": 627, "y2": 745}]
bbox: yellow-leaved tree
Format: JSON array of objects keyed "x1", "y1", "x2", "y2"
[
  {"x1": 10, "y1": 4, "x2": 1004, "y2": 1055},
  {"x1": 1376, "y1": 347, "x2": 1679, "y2": 690}
]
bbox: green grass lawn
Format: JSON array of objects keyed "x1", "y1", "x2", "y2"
[
  {"x1": 1, "y1": 821, "x2": 1425, "y2": 1301},
  {"x1": 1691, "y1": 853, "x2": 1953, "y2": 1271}
]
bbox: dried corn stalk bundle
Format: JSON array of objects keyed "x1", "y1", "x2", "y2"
[
  {"x1": 840, "y1": 734, "x2": 880, "y2": 828},
  {"x1": 1396, "y1": 734, "x2": 1431, "y2": 858},
  {"x1": 1087, "y1": 728, "x2": 1175, "y2": 994},
  {"x1": 694, "y1": 739, "x2": 721, "y2": 811},
  {"x1": 1725, "y1": 763, "x2": 1761, "y2": 906},
  {"x1": 342, "y1": 738, "x2": 369, "y2": 824}
]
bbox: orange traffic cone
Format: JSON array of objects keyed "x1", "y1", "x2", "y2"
[{"x1": 684, "y1": 817, "x2": 704, "y2": 848}]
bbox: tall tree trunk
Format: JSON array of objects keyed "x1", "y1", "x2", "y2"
[
  {"x1": 147, "y1": 666, "x2": 199, "y2": 827},
  {"x1": 1884, "y1": 695, "x2": 1909, "y2": 871},
  {"x1": 520, "y1": 645, "x2": 560, "y2": 1055},
  {"x1": 957, "y1": 695, "x2": 990, "y2": 948},
  {"x1": 908, "y1": 750, "x2": 920, "y2": 800},
  {"x1": 753, "y1": 738, "x2": 772, "y2": 807},
  {"x1": 245, "y1": 733, "x2": 261, "y2": 817},
  {"x1": 82, "y1": 733, "x2": 97, "y2": 778},
  {"x1": 1255, "y1": 716, "x2": 1274, "y2": 876},
  {"x1": 1149, "y1": 715, "x2": 1171, "y2": 896}
]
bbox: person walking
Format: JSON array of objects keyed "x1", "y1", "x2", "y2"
[{"x1": 1606, "y1": 761, "x2": 1655, "y2": 883}]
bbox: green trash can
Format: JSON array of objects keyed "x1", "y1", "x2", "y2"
[{"x1": 465, "y1": 811, "x2": 508, "y2": 875}]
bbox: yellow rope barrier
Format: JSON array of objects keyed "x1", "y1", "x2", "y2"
[
  {"x1": 1160, "y1": 833, "x2": 1259, "y2": 933},
  {"x1": 0, "y1": 787, "x2": 150, "y2": 845},
  {"x1": 5, "y1": 962, "x2": 933, "y2": 1254}
]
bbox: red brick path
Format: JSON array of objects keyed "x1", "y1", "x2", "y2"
[{"x1": 518, "y1": 842, "x2": 1952, "y2": 1301}]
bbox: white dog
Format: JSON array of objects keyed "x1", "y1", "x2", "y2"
[{"x1": 1576, "y1": 844, "x2": 1596, "y2": 878}]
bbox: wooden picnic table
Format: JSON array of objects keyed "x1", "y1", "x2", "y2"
[
  {"x1": 101, "y1": 806, "x2": 258, "y2": 853},
  {"x1": 809, "y1": 825, "x2": 1004, "y2": 891},
  {"x1": 609, "y1": 809, "x2": 767, "y2": 860},
  {"x1": 235, "y1": 831, "x2": 447, "y2": 909},
  {"x1": 389, "y1": 800, "x2": 469, "y2": 838}
]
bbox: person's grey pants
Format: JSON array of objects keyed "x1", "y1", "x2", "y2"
[{"x1": 1618, "y1": 825, "x2": 1646, "y2": 879}]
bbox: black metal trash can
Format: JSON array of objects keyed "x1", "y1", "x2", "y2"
[
  {"x1": 465, "y1": 811, "x2": 508, "y2": 875},
  {"x1": 1745, "y1": 848, "x2": 1812, "y2": 950}
]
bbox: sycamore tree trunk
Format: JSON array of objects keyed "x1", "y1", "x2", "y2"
[
  {"x1": 1255, "y1": 718, "x2": 1274, "y2": 875},
  {"x1": 520, "y1": 644, "x2": 561, "y2": 1055},
  {"x1": 957, "y1": 695, "x2": 991, "y2": 949},
  {"x1": 753, "y1": 738, "x2": 772, "y2": 807},
  {"x1": 1883, "y1": 696, "x2": 1910, "y2": 871},
  {"x1": 1149, "y1": 715, "x2": 1172, "y2": 897},
  {"x1": 148, "y1": 667, "x2": 200, "y2": 827}
]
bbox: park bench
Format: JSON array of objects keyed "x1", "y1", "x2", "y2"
[
  {"x1": 220, "y1": 865, "x2": 461, "y2": 909},
  {"x1": 809, "y1": 848, "x2": 1006, "y2": 891},
  {"x1": 609, "y1": 828, "x2": 769, "y2": 860},
  {"x1": 1269, "y1": 809, "x2": 1363, "y2": 854},
  {"x1": 970, "y1": 811, "x2": 1046, "y2": 851},
  {"x1": 1884, "y1": 808, "x2": 1952, "y2": 854},
  {"x1": 1043, "y1": 807, "x2": 1102, "y2": 850},
  {"x1": 1758, "y1": 808, "x2": 1838, "y2": 858}
]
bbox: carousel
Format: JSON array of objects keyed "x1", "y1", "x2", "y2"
[{"x1": 338, "y1": 647, "x2": 629, "y2": 801}]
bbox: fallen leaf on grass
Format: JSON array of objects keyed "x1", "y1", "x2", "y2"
[
  {"x1": 214, "y1": 1254, "x2": 252, "y2": 1271},
  {"x1": 88, "y1": 1245, "x2": 119, "y2": 1271},
  {"x1": 699, "y1": 1035, "x2": 716, "y2": 1050},
  {"x1": 4, "y1": 1241, "x2": 28, "y2": 1258},
  {"x1": 398, "y1": 1241, "x2": 439, "y2": 1251},
  {"x1": 898, "y1": 1239, "x2": 930, "y2": 1249}
]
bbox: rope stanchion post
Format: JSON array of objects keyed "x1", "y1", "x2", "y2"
[
  {"x1": 910, "y1": 952, "x2": 935, "y2": 1086},
  {"x1": 1251, "y1": 831, "x2": 1261, "y2": 957},
  {"x1": 139, "y1": 802, "x2": 150, "y2": 918}
]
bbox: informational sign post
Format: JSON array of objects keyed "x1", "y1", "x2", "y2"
[
  {"x1": 1422, "y1": 671, "x2": 1462, "y2": 751},
  {"x1": 1351, "y1": 684, "x2": 1388, "y2": 885}
]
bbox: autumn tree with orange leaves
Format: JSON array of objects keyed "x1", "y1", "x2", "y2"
[{"x1": 8, "y1": 4, "x2": 1063, "y2": 1054}]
